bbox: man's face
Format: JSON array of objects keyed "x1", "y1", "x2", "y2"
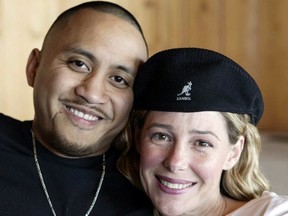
[{"x1": 26, "y1": 9, "x2": 147, "y2": 157}]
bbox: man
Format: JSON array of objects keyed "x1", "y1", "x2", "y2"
[{"x1": 0, "y1": 1, "x2": 152, "y2": 215}]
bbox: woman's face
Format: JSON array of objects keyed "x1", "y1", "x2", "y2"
[{"x1": 137, "y1": 111, "x2": 243, "y2": 216}]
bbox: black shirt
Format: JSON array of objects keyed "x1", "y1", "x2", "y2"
[{"x1": 0, "y1": 113, "x2": 153, "y2": 216}]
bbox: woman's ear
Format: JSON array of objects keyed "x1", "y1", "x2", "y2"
[
  {"x1": 223, "y1": 136, "x2": 244, "y2": 170},
  {"x1": 26, "y1": 48, "x2": 41, "y2": 87}
]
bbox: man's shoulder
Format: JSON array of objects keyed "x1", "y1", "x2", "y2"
[
  {"x1": 0, "y1": 113, "x2": 32, "y2": 145},
  {"x1": 0, "y1": 113, "x2": 21, "y2": 126},
  {"x1": 1, "y1": 113, "x2": 22, "y2": 133},
  {"x1": 0, "y1": 113, "x2": 20, "y2": 133},
  {"x1": 0, "y1": 113, "x2": 31, "y2": 128}
]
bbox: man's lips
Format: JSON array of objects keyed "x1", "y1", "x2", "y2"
[
  {"x1": 67, "y1": 106, "x2": 100, "y2": 121},
  {"x1": 65, "y1": 102, "x2": 111, "y2": 124}
]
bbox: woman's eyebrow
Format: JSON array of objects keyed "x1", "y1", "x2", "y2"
[
  {"x1": 147, "y1": 123, "x2": 173, "y2": 131},
  {"x1": 189, "y1": 129, "x2": 220, "y2": 141}
]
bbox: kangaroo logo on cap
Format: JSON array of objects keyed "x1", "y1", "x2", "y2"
[{"x1": 177, "y1": 81, "x2": 192, "y2": 101}]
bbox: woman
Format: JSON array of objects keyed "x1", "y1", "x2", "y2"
[{"x1": 119, "y1": 48, "x2": 288, "y2": 215}]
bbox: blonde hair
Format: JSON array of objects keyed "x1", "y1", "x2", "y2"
[
  {"x1": 118, "y1": 111, "x2": 271, "y2": 201},
  {"x1": 220, "y1": 112, "x2": 270, "y2": 201}
]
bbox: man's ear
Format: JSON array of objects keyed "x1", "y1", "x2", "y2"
[
  {"x1": 26, "y1": 48, "x2": 41, "y2": 87},
  {"x1": 223, "y1": 136, "x2": 244, "y2": 170}
]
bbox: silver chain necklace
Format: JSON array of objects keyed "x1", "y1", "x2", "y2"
[{"x1": 31, "y1": 130, "x2": 105, "y2": 216}]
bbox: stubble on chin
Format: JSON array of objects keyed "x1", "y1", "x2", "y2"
[{"x1": 45, "y1": 130, "x2": 99, "y2": 158}]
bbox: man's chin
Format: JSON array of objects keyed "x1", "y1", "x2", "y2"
[
  {"x1": 45, "y1": 130, "x2": 94, "y2": 157},
  {"x1": 50, "y1": 140, "x2": 97, "y2": 158}
]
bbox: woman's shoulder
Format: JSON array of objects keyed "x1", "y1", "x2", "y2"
[
  {"x1": 257, "y1": 191, "x2": 288, "y2": 204},
  {"x1": 262, "y1": 191, "x2": 288, "y2": 201},
  {"x1": 228, "y1": 191, "x2": 288, "y2": 216}
]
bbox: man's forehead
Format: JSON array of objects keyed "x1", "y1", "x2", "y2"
[
  {"x1": 44, "y1": 10, "x2": 127, "y2": 46},
  {"x1": 57, "y1": 9, "x2": 133, "y2": 30}
]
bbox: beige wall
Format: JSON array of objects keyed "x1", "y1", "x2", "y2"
[{"x1": 1, "y1": 0, "x2": 288, "y2": 132}]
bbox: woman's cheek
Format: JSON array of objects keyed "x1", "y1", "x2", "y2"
[
  {"x1": 195, "y1": 160, "x2": 224, "y2": 182},
  {"x1": 140, "y1": 145, "x2": 163, "y2": 170}
]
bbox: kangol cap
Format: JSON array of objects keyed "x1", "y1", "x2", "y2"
[{"x1": 133, "y1": 48, "x2": 264, "y2": 125}]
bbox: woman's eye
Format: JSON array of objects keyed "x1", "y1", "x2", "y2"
[
  {"x1": 151, "y1": 133, "x2": 171, "y2": 145},
  {"x1": 195, "y1": 140, "x2": 213, "y2": 148}
]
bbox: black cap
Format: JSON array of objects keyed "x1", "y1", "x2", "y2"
[{"x1": 133, "y1": 48, "x2": 264, "y2": 125}]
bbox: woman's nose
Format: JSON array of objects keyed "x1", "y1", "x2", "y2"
[
  {"x1": 75, "y1": 73, "x2": 109, "y2": 104},
  {"x1": 164, "y1": 144, "x2": 189, "y2": 173}
]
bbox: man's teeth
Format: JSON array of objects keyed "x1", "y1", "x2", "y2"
[
  {"x1": 160, "y1": 179, "x2": 193, "y2": 189},
  {"x1": 69, "y1": 108, "x2": 98, "y2": 121}
]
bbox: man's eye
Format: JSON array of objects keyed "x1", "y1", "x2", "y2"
[
  {"x1": 113, "y1": 76, "x2": 126, "y2": 83},
  {"x1": 69, "y1": 60, "x2": 90, "y2": 72},
  {"x1": 110, "y1": 76, "x2": 129, "y2": 87}
]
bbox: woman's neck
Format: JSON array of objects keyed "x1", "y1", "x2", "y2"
[
  {"x1": 167, "y1": 196, "x2": 247, "y2": 216},
  {"x1": 222, "y1": 197, "x2": 247, "y2": 215}
]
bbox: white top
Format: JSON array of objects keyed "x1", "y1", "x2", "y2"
[{"x1": 228, "y1": 191, "x2": 288, "y2": 216}]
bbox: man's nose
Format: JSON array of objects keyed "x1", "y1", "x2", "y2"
[{"x1": 75, "y1": 72, "x2": 109, "y2": 104}]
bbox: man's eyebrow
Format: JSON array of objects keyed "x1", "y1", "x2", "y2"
[
  {"x1": 117, "y1": 65, "x2": 134, "y2": 75},
  {"x1": 64, "y1": 48, "x2": 96, "y2": 62},
  {"x1": 189, "y1": 129, "x2": 220, "y2": 141},
  {"x1": 64, "y1": 48, "x2": 134, "y2": 75}
]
